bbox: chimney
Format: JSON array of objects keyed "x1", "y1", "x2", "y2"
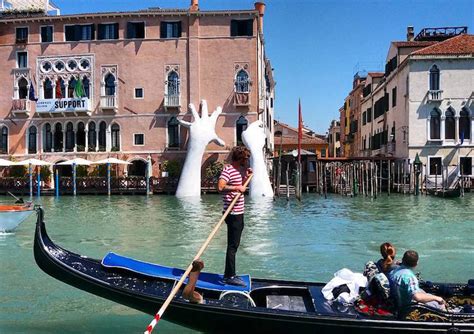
[
  {"x1": 254, "y1": 2, "x2": 265, "y2": 33},
  {"x1": 190, "y1": 0, "x2": 199, "y2": 11},
  {"x1": 407, "y1": 26, "x2": 414, "y2": 41}
]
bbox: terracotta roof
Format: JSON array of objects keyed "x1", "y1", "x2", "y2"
[
  {"x1": 412, "y1": 34, "x2": 474, "y2": 56},
  {"x1": 276, "y1": 135, "x2": 326, "y2": 146},
  {"x1": 368, "y1": 72, "x2": 384, "y2": 78},
  {"x1": 392, "y1": 41, "x2": 437, "y2": 48}
]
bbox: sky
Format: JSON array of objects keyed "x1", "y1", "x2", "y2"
[{"x1": 53, "y1": 0, "x2": 473, "y2": 134}]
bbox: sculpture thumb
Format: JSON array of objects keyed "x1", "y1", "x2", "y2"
[{"x1": 213, "y1": 137, "x2": 225, "y2": 146}]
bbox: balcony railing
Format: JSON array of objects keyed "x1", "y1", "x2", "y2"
[
  {"x1": 427, "y1": 90, "x2": 443, "y2": 102},
  {"x1": 164, "y1": 94, "x2": 180, "y2": 109},
  {"x1": 12, "y1": 99, "x2": 30, "y2": 115},
  {"x1": 100, "y1": 95, "x2": 118, "y2": 111},
  {"x1": 233, "y1": 92, "x2": 250, "y2": 107}
]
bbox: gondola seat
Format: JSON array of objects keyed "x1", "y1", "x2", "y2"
[
  {"x1": 308, "y1": 286, "x2": 358, "y2": 317},
  {"x1": 101, "y1": 252, "x2": 251, "y2": 292}
]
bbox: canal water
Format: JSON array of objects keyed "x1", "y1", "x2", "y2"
[{"x1": 0, "y1": 194, "x2": 473, "y2": 333}]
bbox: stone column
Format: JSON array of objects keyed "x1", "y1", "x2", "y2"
[
  {"x1": 85, "y1": 129, "x2": 89, "y2": 152},
  {"x1": 440, "y1": 116, "x2": 445, "y2": 142},
  {"x1": 455, "y1": 116, "x2": 459, "y2": 143},
  {"x1": 106, "y1": 128, "x2": 111, "y2": 152}
]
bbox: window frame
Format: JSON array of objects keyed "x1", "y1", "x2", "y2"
[
  {"x1": 64, "y1": 24, "x2": 96, "y2": 42},
  {"x1": 133, "y1": 133, "x2": 145, "y2": 146},
  {"x1": 160, "y1": 21, "x2": 182, "y2": 39},
  {"x1": 0, "y1": 125, "x2": 9, "y2": 154},
  {"x1": 459, "y1": 157, "x2": 472, "y2": 176},
  {"x1": 40, "y1": 25, "x2": 54, "y2": 43},
  {"x1": 97, "y1": 22, "x2": 119, "y2": 40},
  {"x1": 429, "y1": 64, "x2": 440, "y2": 91},
  {"x1": 111, "y1": 123, "x2": 121, "y2": 151},
  {"x1": 15, "y1": 26, "x2": 29, "y2": 43},
  {"x1": 134, "y1": 87, "x2": 144, "y2": 99},
  {"x1": 428, "y1": 156, "x2": 443, "y2": 176},
  {"x1": 126, "y1": 21, "x2": 146, "y2": 39},
  {"x1": 16, "y1": 51, "x2": 28, "y2": 69},
  {"x1": 444, "y1": 108, "x2": 455, "y2": 141},
  {"x1": 429, "y1": 109, "x2": 441, "y2": 141},
  {"x1": 167, "y1": 117, "x2": 180, "y2": 149},
  {"x1": 28, "y1": 125, "x2": 37, "y2": 154},
  {"x1": 230, "y1": 19, "x2": 253, "y2": 37}
]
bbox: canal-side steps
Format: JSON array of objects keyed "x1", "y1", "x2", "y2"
[{"x1": 278, "y1": 185, "x2": 296, "y2": 197}]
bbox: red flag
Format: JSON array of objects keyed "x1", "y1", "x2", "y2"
[
  {"x1": 56, "y1": 79, "x2": 62, "y2": 99},
  {"x1": 298, "y1": 99, "x2": 302, "y2": 164}
]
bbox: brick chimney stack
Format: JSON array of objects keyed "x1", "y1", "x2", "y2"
[
  {"x1": 407, "y1": 26, "x2": 414, "y2": 41},
  {"x1": 190, "y1": 0, "x2": 199, "y2": 11},
  {"x1": 254, "y1": 2, "x2": 265, "y2": 32}
]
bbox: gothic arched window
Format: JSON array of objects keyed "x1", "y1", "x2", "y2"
[
  {"x1": 77, "y1": 122, "x2": 86, "y2": 151},
  {"x1": 43, "y1": 123, "x2": 52, "y2": 152},
  {"x1": 445, "y1": 108, "x2": 455, "y2": 140},
  {"x1": 236, "y1": 115, "x2": 248, "y2": 145},
  {"x1": 54, "y1": 123, "x2": 63, "y2": 152},
  {"x1": 235, "y1": 70, "x2": 249, "y2": 93},
  {"x1": 429, "y1": 65, "x2": 440, "y2": 91},
  {"x1": 65, "y1": 122, "x2": 74, "y2": 152},
  {"x1": 98, "y1": 121, "x2": 107, "y2": 151},
  {"x1": 88, "y1": 121, "x2": 96, "y2": 151},
  {"x1": 459, "y1": 108, "x2": 471, "y2": 141},
  {"x1": 44, "y1": 78, "x2": 53, "y2": 99},
  {"x1": 18, "y1": 78, "x2": 28, "y2": 99},
  {"x1": 28, "y1": 126, "x2": 37, "y2": 154},
  {"x1": 0, "y1": 126, "x2": 8, "y2": 154},
  {"x1": 167, "y1": 117, "x2": 179, "y2": 148},
  {"x1": 105, "y1": 74, "x2": 115, "y2": 96},
  {"x1": 111, "y1": 123, "x2": 120, "y2": 151},
  {"x1": 430, "y1": 109, "x2": 441, "y2": 140}
]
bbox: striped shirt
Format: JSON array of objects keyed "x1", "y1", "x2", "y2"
[{"x1": 219, "y1": 164, "x2": 245, "y2": 215}]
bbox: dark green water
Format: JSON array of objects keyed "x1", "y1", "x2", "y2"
[{"x1": 0, "y1": 194, "x2": 473, "y2": 333}]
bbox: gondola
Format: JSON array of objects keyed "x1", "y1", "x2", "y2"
[
  {"x1": 0, "y1": 202, "x2": 34, "y2": 232},
  {"x1": 34, "y1": 208, "x2": 474, "y2": 333},
  {"x1": 426, "y1": 186, "x2": 462, "y2": 198}
]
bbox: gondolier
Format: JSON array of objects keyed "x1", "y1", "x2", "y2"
[{"x1": 218, "y1": 146, "x2": 252, "y2": 286}]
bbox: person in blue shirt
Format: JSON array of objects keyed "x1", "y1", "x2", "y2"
[{"x1": 389, "y1": 250, "x2": 446, "y2": 311}]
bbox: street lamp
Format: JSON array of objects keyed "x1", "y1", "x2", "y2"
[{"x1": 413, "y1": 153, "x2": 422, "y2": 196}]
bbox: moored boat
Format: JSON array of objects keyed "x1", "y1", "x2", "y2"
[
  {"x1": 426, "y1": 186, "x2": 462, "y2": 198},
  {"x1": 33, "y1": 208, "x2": 474, "y2": 333},
  {"x1": 0, "y1": 203, "x2": 34, "y2": 232}
]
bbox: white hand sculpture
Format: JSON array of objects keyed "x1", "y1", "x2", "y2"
[
  {"x1": 175, "y1": 100, "x2": 225, "y2": 197},
  {"x1": 242, "y1": 120, "x2": 274, "y2": 198}
]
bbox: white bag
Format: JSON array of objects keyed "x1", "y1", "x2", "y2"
[{"x1": 321, "y1": 268, "x2": 368, "y2": 304}]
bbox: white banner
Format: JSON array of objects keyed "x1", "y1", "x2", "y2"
[{"x1": 36, "y1": 98, "x2": 90, "y2": 113}]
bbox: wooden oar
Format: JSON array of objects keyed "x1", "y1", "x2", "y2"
[
  {"x1": 144, "y1": 173, "x2": 253, "y2": 334},
  {"x1": 8, "y1": 191, "x2": 20, "y2": 202}
]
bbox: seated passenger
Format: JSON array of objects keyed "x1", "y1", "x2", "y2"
[
  {"x1": 389, "y1": 250, "x2": 446, "y2": 311},
  {"x1": 376, "y1": 242, "x2": 399, "y2": 274}
]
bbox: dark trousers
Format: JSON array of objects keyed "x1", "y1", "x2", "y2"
[{"x1": 224, "y1": 214, "x2": 244, "y2": 278}]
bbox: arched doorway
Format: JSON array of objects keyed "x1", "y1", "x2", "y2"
[
  {"x1": 53, "y1": 161, "x2": 72, "y2": 178},
  {"x1": 128, "y1": 160, "x2": 147, "y2": 177}
]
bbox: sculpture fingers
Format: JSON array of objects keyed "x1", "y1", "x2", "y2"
[
  {"x1": 210, "y1": 106, "x2": 222, "y2": 124},
  {"x1": 178, "y1": 119, "x2": 192, "y2": 128},
  {"x1": 200, "y1": 100, "x2": 209, "y2": 118},
  {"x1": 213, "y1": 136, "x2": 225, "y2": 147},
  {"x1": 188, "y1": 103, "x2": 200, "y2": 121}
]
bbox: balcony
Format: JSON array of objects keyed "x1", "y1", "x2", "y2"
[
  {"x1": 427, "y1": 90, "x2": 443, "y2": 102},
  {"x1": 11, "y1": 99, "x2": 30, "y2": 116},
  {"x1": 100, "y1": 95, "x2": 118, "y2": 112},
  {"x1": 164, "y1": 94, "x2": 180, "y2": 110},
  {"x1": 233, "y1": 92, "x2": 250, "y2": 107}
]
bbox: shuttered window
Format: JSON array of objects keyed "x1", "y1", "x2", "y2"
[
  {"x1": 41, "y1": 26, "x2": 53, "y2": 43},
  {"x1": 160, "y1": 22, "x2": 182, "y2": 38},
  {"x1": 98, "y1": 23, "x2": 119, "y2": 40},
  {"x1": 230, "y1": 19, "x2": 253, "y2": 37},
  {"x1": 127, "y1": 22, "x2": 145, "y2": 39}
]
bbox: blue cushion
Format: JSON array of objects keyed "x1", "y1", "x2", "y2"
[{"x1": 101, "y1": 252, "x2": 251, "y2": 293}]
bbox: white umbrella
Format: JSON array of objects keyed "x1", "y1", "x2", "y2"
[
  {"x1": 15, "y1": 158, "x2": 51, "y2": 166},
  {"x1": 0, "y1": 158, "x2": 15, "y2": 167},
  {"x1": 56, "y1": 158, "x2": 93, "y2": 166},
  {"x1": 93, "y1": 158, "x2": 131, "y2": 165},
  {"x1": 14, "y1": 159, "x2": 51, "y2": 197}
]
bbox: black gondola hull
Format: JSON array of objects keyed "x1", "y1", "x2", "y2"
[{"x1": 33, "y1": 209, "x2": 474, "y2": 334}]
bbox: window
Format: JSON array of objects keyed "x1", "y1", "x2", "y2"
[
  {"x1": 111, "y1": 124, "x2": 120, "y2": 151},
  {"x1": 429, "y1": 157, "x2": 442, "y2": 176},
  {"x1": 83, "y1": 76, "x2": 90, "y2": 98},
  {"x1": 134, "y1": 88, "x2": 144, "y2": 99},
  {"x1": 98, "y1": 23, "x2": 119, "y2": 40},
  {"x1": 41, "y1": 26, "x2": 53, "y2": 43},
  {"x1": 236, "y1": 116, "x2": 248, "y2": 145},
  {"x1": 0, "y1": 126, "x2": 8, "y2": 154},
  {"x1": 430, "y1": 109, "x2": 441, "y2": 140},
  {"x1": 76, "y1": 122, "x2": 86, "y2": 151},
  {"x1": 43, "y1": 123, "x2": 52, "y2": 152},
  {"x1": 98, "y1": 121, "x2": 107, "y2": 151},
  {"x1": 460, "y1": 157, "x2": 472, "y2": 176},
  {"x1": 56, "y1": 78, "x2": 65, "y2": 99},
  {"x1": 392, "y1": 87, "x2": 397, "y2": 107},
  {"x1": 321, "y1": 149, "x2": 326, "y2": 158},
  {"x1": 88, "y1": 121, "x2": 96, "y2": 151},
  {"x1": 160, "y1": 21, "x2": 181, "y2": 38},
  {"x1": 65, "y1": 122, "x2": 75, "y2": 152},
  {"x1": 28, "y1": 126, "x2": 37, "y2": 154},
  {"x1": 367, "y1": 108, "x2": 372, "y2": 123},
  {"x1": 127, "y1": 22, "x2": 145, "y2": 39},
  {"x1": 105, "y1": 74, "x2": 116, "y2": 96},
  {"x1": 167, "y1": 117, "x2": 180, "y2": 148},
  {"x1": 230, "y1": 19, "x2": 253, "y2": 37},
  {"x1": 65, "y1": 24, "x2": 95, "y2": 41},
  {"x1": 362, "y1": 111, "x2": 366, "y2": 126},
  {"x1": 429, "y1": 65, "x2": 440, "y2": 91},
  {"x1": 459, "y1": 108, "x2": 471, "y2": 141},
  {"x1": 134, "y1": 133, "x2": 145, "y2": 146},
  {"x1": 18, "y1": 78, "x2": 28, "y2": 99},
  {"x1": 235, "y1": 70, "x2": 250, "y2": 93},
  {"x1": 445, "y1": 109, "x2": 455, "y2": 140},
  {"x1": 68, "y1": 77, "x2": 77, "y2": 98},
  {"x1": 54, "y1": 123, "x2": 63, "y2": 152},
  {"x1": 167, "y1": 71, "x2": 179, "y2": 96},
  {"x1": 17, "y1": 52, "x2": 27, "y2": 68},
  {"x1": 44, "y1": 78, "x2": 53, "y2": 99},
  {"x1": 16, "y1": 27, "x2": 28, "y2": 43}
]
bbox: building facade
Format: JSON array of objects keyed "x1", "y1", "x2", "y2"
[
  {"x1": 327, "y1": 119, "x2": 340, "y2": 157},
  {"x1": 274, "y1": 121, "x2": 328, "y2": 158},
  {"x1": 0, "y1": 0, "x2": 275, "y2": 177}
]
